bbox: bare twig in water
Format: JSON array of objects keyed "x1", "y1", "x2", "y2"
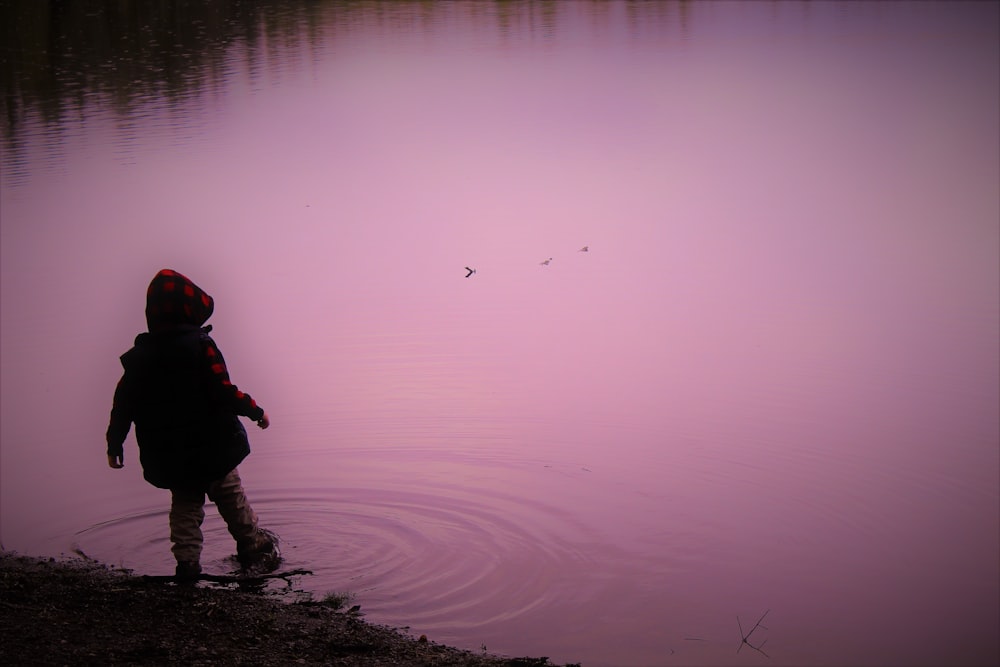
[
  {"x1": 737, "y1": 608, "x2": 770, "y2": 658},
  {"x1": 142, "y1": 568, "x2": 313, "y2": 586}
]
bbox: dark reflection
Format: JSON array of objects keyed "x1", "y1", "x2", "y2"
[
  {"x1": 1, "y1": 0, "x2": 320, "y2": 182},
  {"x1": 0, "y1": 0, "x2": 691, "y2": 186}
]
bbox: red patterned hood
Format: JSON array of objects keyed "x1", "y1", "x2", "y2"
[{"x1": 145, "y1": 269, "x2": 214, "y2": 332}]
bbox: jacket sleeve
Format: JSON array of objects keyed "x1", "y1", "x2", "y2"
[
  {"x1": 201, "y1": 337, "x2": 265, "y2": 421},
  {"x1": 106, "y1": 375, "x2": 133, "y2": 457}
]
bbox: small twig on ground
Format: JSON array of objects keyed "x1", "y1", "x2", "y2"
[{"x1": 737, "y1": 608, "x2": 770, "y2": 658}]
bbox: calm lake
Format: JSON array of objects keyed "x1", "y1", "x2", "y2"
[{"x1": 1, "y1": 2, "x2": 997, "y2": 665}]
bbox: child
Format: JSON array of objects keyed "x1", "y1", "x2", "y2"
[{"x1": 106, "y1": 269, "x2": 278, "y2": 581}]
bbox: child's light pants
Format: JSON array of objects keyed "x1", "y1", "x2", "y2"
[{"x1": 169, "y1": 468, "x2": 260, "y2": 564}]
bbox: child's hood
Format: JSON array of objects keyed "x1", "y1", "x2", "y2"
[{"x1": 145, "y1": 269, "x2": 214, "y2": 332}]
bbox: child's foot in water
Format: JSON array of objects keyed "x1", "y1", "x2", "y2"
[{"x1": 237, "y1": 528, "x2": 281, "y2": 573}]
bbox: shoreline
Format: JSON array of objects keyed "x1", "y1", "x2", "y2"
[{"x1": 0, "y1": 550, "x2": 576, "y2": 666}]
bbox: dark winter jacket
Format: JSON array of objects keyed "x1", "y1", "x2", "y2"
[{"x1": 106, "y1": 269, "x2": 265, "y2": 490}]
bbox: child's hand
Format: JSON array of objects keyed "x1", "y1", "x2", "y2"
[
  {"x1": 108, "y1": 454, "x2": 124, "y2": 469},
  {"x1": 257, "y1": 412, "x2": 270, "y2": 430}
]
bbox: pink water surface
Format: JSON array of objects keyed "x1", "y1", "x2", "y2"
[{"x1": 2, "y1": 2, "x2": 997, "y2": 665}]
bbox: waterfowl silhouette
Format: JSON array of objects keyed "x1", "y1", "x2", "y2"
[
  {"x1": 579, "y1": 246, "x2": 589, "y2": 252},
  {"x1": 464, "y1": 267, "x2": 476, "y2": 278},
  {"x1": 540, "y1": 258, "x2": 552, "y2": 266}
]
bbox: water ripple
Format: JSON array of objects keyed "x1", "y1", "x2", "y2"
[{"x1": 72, "y1": 460, "x2": 615, "y2": 646}]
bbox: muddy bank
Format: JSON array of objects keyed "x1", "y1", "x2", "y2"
[{"x1": 0, "y1": 551, "x2": 576, "y2": 666}]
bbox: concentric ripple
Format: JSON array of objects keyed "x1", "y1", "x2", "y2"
[{"x1": 71, "y1": 445, "x2": 622, "y2": 654}]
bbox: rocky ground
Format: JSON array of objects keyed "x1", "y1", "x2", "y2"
[{"x1": 0, "y1": 551, "x2": 576, "y2": 666}]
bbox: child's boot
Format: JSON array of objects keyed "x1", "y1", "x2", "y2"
[
  {"x1": 237, "y1": 528, "x2": 280, "y2": 571},
  {"x1": 174, "y1": 560, "x2": 202, "y2": 583}
]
